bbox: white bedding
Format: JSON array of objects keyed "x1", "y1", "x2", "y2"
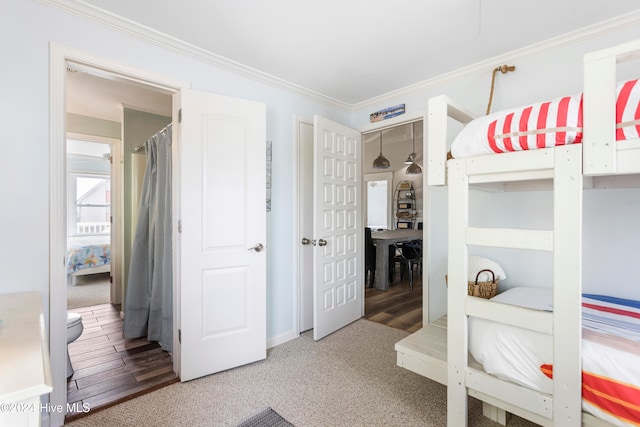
[
  {"x1": 469, "y1": 287, "x2": 640, "y2": 426},
  {"x1": 469, "y1": 287, "x2": 553, "y2": 392}
]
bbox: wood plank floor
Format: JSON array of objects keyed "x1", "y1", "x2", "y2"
[
  {"x1": 364, "y1": 268, "x2": 423, "y2": 333},
  {"x1": 65, "y1": 303, "x2": 179, "y2": 423}
]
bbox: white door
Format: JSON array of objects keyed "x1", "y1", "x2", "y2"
[
  {"x1": 178, "y1": 89, "x2": 267, "y2": 381},
  {"x1": 298, "y1": 119, "x2": 314, "y2": 332},
  {"x1": 313, "y1": 116, "x2": 363, "y2": 341}
]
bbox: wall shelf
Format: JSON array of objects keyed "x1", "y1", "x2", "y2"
[{"x1": 394, "y1": 180, "x2": 416, "y2": 229}]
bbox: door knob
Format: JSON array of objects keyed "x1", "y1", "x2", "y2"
[
  {"x1": 318, "y1": 239, "x2": 327, "y2": 247},
  {"x1": 301, "y1": 237, "x2": 311, "y2": 245},
  {"x1": 248, "y1": 243, "x2": 264, "y2": 252}
]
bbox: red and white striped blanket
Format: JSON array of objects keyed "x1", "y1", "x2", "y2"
[{"x1": 451, "y1": 79, "x2": 640, "y2": 158}]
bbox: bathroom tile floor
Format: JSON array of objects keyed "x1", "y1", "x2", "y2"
[{"x1": 65, "y1": 303, "x2": 179, "y2": 422}]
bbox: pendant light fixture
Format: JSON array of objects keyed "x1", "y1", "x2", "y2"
[
  {"x1": 404, "y1": 153, "x2": 415, "y2": 165},
  {"x1": 372, "y1": 130, "x2": 390, "y2": 169},
  {"x1": 406, "y1": 122, "x2": 422, "y2": 175},
  {"x1": 404, "y1": 123, "x2": 415, "y2": 164}
]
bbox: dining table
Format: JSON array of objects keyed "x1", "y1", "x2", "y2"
[{"x1": 370, "y1": 229, "x2": 423, "y2": 291}]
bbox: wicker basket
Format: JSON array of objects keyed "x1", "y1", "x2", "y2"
[
  {"x1": 468, "y1": 269, "x2": 498, "y2": 299},
  {"x1": 445, "y1": 268, "x2": 499, "y2": 299}
]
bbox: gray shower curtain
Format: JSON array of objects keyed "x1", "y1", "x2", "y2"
[{"x1": 124, "y1": 124, "x2": 173, "y2": 352}]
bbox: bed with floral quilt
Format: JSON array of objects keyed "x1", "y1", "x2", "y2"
[{"x1": 66, "y1": 235, "x2": 110, "y2": 285}]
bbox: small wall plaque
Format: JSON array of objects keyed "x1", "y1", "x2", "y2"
[{"x1": 370, "y1": 104, "x2": 405, "y2": 123}]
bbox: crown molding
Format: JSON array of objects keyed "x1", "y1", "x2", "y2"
[
  {"x1": 38, "y1": 0, "x2": 352, "y2": 110},
  {"x1": 352, "y1": 10, "x2": 640, "y2": 110},
  {"x1": 39, "y1": 0, "x2": 640, "y2": 112}
]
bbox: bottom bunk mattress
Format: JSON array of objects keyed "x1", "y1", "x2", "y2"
[
  {"x1": 469, "y1": 286, "x2": 640, "y2": 427},
  {"x1": 66, "y1": 235, "x2": 111, "y2": 276}
]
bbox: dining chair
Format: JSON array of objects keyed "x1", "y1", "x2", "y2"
[
  {"x1": 364, "y1": 227, "x2": 376, "y2": 288},
  {"x1": 393, "y1": 239, "x2": 422, "y2": 291}
]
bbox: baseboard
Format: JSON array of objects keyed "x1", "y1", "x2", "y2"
[{"x1": 267, "y1": 329, "x2": 298, "y2": 349}]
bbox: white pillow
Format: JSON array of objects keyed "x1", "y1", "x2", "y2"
[{"x1": 468, "y1": 256, "x2": 506, "y2": 282}]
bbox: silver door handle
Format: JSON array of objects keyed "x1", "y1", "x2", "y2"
[
  {"x1": 318, "y1": 239, "x2": 327, "y2": 247},
  {"x1": 301, "y1": 237, "x2": 311, "y2": 245},
  {"x1": 248, "y1": 243, "x2": 264, "y2": 252}
]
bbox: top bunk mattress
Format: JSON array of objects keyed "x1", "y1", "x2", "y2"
[{"x1": 451, "y1": 79, "x2": 640, "y2": 159}]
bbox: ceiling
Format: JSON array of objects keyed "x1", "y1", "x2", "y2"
[
  {"x1": 67, "y1": 0, "x2": 639, "y2": 105},
  {"x1": 66, "y1": 62, "x2": 173, "y2": 122}
]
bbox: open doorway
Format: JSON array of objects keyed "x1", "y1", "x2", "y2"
[
  {"x1": 66, "y1": 138, "x2": 112, "y2": 309},
  {"x1": 361, "y1": 121, "x2": 424, "y2": 332},
  {"x1": 53, "y1": 46, "x2": 269, "y2": 426},
  {"x1": 63, "y1": 61, "x2": 178, "y2": 422},
  {"x1": 295, "y1": 117, "x2": 425, "y2": 335}
]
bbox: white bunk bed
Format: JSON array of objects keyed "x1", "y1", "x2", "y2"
[{"x1": 395, "y1": 39, "x2": 640, "y2": 427}]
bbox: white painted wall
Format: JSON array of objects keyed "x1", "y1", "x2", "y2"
[
  {"x1": 351, "y1": 23, "x2": 640, "y2": 321},
  {"x1": 1, "y1": 0, "x2": 349, "y2": 344}
]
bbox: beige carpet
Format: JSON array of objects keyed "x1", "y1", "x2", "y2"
[
  {"x1": 67, "y1": 273, "x2": 110, "y2": 309},
  {"x1": 66, "y1": 319, "x2": 538, "y2": 427}
]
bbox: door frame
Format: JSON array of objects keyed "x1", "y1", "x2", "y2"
[
  {"x1": 360, "y1": 111, "x2": 429, "y2": 321},
  {"x1": 293, "y1": 116, "x2": 314, "y2": 336},
  {"x1": 293, "y1": 111, "x2": 428, "y2": 336},
  {"x1": 49, "y1": 43, "x2": 188, "y2": 426}
]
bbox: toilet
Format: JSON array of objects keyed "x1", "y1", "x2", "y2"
[{"x1": 66, "y1": 312, "x2": 84, "y2": 378}]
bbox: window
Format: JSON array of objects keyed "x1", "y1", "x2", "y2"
[
  {"x1": 364, "y1": 172, "x2": 393, "y2": 230},
  {"x1": 69, "y1": 174, "x2": 111, "y2": 236},
  {"x1": 67, "y1": 139, "x2": 112, "y2": 236},
  {"x1": 367, "y1": 180, "x2": 388, "y2": 229}
]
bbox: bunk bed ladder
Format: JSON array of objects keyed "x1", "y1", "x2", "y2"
[{"x1": 447, "y1": 145, "x2": 583, "y2": 426}]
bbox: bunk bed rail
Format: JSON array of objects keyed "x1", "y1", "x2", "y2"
[
  {"x1": 447, "y1": 144, "x2": 583, "y2": 426},
  {"x1": 428, "y1": 39, "x2": 640, "y2": 185},
  {"x1": 427, "y1": 95, "x2": 475, "y2": 186},
  {"x1": 583, "y1": 38, "x2": 640, "y2": 176},
  {"x1": 466, "y1": 298, "x2": 552, "y2": 335}
]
